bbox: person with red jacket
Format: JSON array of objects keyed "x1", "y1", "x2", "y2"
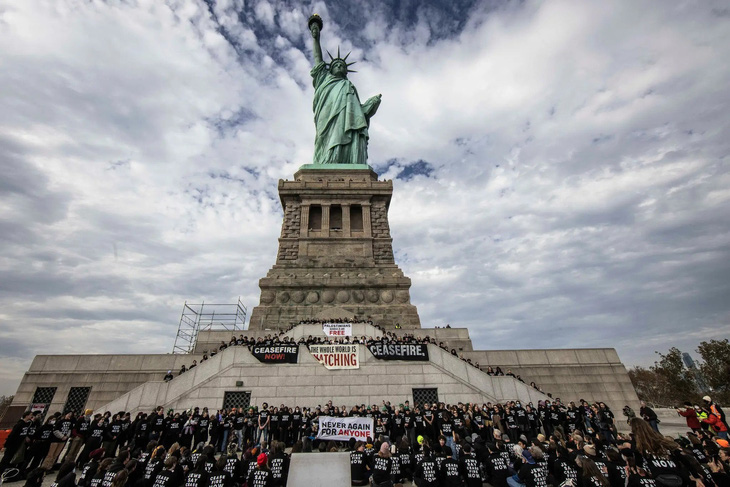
[
  {"x1": 676, "y1": 402, "x2": 701, "y2": 432},
  {"x1": 702, "y1": 409, "x2": 729, "y2": 440}
]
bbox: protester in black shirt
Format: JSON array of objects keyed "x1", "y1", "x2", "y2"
[
  {"x1": 185, "y1": 457, "x2": 209, "y2": 487},
  {"x1": 78, "y1": 449, "x2": 105, "y2": 487},
  {"x1": 23, "y1": 415, "x2": 53, "y2": 472},
  {"x1": 207, "y1": 456, "x2": 232, "y2": 487},
  {"x1": 163, "y1": 413, "x2": 183, "y2": 449},
  {"x1": 90, "y1": 458, "x2": 114, "y2": 487},
  {"x1": 246, "y1": 453, "x2": 272, "y2": 487},
  {"x1": 630, "y1": 418, "x2": 691, "y2": 487},
  {"x1": 278, "y1": 408, "x2": 291, "y2": 445},
  {"x1": 23, "y1": 468, "x2": 46, "y2": 487},
  {"x1": 222, "y1": 452, "x2": 242, "y2": 485},
  {"x1": 513, "y1": 448, "x2": 549, "y2": 487},
  {"x1": 436, "y1": 445, "x2": 460, "y2": 486},
  {"x1": 370, "y1": 442, "x2": 393, "y2": 487},
  {"x1": 290, "y1": 407, "x2": 302, "y2": 445},
  {"x1": 605, "y1": 448, "x2": 628, "y2": 487},
  {"x1": 49, "y1": 460, "x2": 77, "y2": 487},
  {"x1": 460, "y1": 443, "x2": 484, "y2": 487},
  {"x1": 152, "y1": 457, "x2": 178, "y2": 487},
  {"x1": 414, "y1": 446, "x2": 439, "y2": 487},
  {"x1": 575, "y1": 455, "x2": 611, "y2": 487},
  {"x1": 78, "y1": 417, "x2": 106, "y2": 467},
  {"x1": 269, "y1": 408, "x2": 279, "y2": 445},
  {"x1": 268, "y1": 441, "x2": 289, "y2": 487},
  {"x1": 43, "y1": 411, "x2": 74, "y2": 470},
  {"x1": 553, "y1": 446, "x2": 579, "y2": 487},
  {"x1": 396, "y1": 438, "x2": 414, "y2": 482},
  {"x1": 350, "y1": 441, "x2": 369, "y2": 486},
  {"x1": 139, "y1": 446, "x2": 165, "y2": 487}
]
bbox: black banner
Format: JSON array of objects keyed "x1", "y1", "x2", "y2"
[
  {"x1": 251, "y1": 345, "x2": 299, "y2": 364},
  {"x1": 367, "y1": 343, "x2": 429, "y2": 361}
]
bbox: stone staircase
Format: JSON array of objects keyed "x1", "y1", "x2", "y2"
[{"x1": 98, "y1": 340, "x2": 549, "y2": 414}]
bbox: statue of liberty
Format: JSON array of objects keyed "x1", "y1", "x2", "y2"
[{"x1": 308, "y1": 15, "x2": 382, "y2": 165}]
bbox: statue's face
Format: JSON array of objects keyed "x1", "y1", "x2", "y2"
[{"x1": 330, "y1": 60, "x2": 347, "y2": 78}]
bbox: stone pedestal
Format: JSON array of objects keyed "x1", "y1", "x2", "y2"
[{"x1": 248, "y1": 167, "x2": 421, "y2": 331}]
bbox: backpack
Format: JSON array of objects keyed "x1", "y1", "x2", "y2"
[{"x1": 653, "y1": 473, "x2": 683, "y2": 487}]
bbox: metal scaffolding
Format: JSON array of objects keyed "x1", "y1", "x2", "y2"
[{"x1": 172, "y1": 298, "x2": 247, "y2": 354}]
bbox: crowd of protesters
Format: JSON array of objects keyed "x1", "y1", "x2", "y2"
[
  {"x1": 1, "y1": 395, "x2": 728, "y2": 487},
  {"x1": 174, "y1": 330, "x2": 528, "y2": 385}
]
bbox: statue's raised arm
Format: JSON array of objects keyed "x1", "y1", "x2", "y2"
[
  {"x1": 307, "y1": 14, "x2": 381, "y2": 166},
  {"x1": 309, "y1": 14, "x2": 323, "y2": 65}
]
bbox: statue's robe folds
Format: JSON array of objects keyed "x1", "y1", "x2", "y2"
[{"x1": 311, "y1": 61, "x2": 375, "y2": 165}]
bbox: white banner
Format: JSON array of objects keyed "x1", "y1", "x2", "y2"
[
  {"x1": 309, "y1": 344, "x2": 360, "y2": 369},
  {"x1": 316, "y1": 415, "x2": 374, "y2": 441},
  {"x1": 322, "y1": 322, "x2": 352, "y2": 336}
]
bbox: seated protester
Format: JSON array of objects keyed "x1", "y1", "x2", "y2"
[
  {"x1": 177, "y1": 447, "x2": 192, "y2": 473},
  {"x1": 112, "y1": 470, "x2": 129, "y2": 487},
  {"x1": 350, "y1": 441, "x2": 369, "y2": 487},
  {"x1": 151, "y1": 457, "x2": 178, "y2": 487},
  {"x1": 91, "y1": 459, "x2": 115, "y2": 487},
  {"x1": 413, "y1": 446, "x2": 439, "y2": 487},
  {"x1": 605, "y1": 448, "x2": 628, "y2": 487},
  {"x1": 680, "y1": 435, "x2": 708, "y2": 464},
  {"x1": 485, "y1": 442, "x2": 511, "y2": 487},
  {"x1": 583, "y1": 444, "x2": 607, "y2": 476},
  {"x1": 138, "y1": 446, "x2": 165, "y2": 487},
  {"x1": 242, "y1": 448, "x2": 259, "y2": 483},
  {"x1": 109, "y1": 450, "x2": 131, "y2": 474},
  {"x1": 124, "y1": 459, "x2": 142, "y2": 487},
  {"x1": 246, "y1": 453, "x2": 273, "y2": 487},
  {"x1": 185, "y1": 457, "x2": 209, "y2": 487},
  {"x1": 396, "y1": 439, "x2": 414, "y2": 482},
  {"x1": 364, "y1": 437, "x2": 376, "y2": 465},
  {"x1": 390, "y1": 450, "x2": 402, "y2": 485},
  {"x1": 370, "y1": 442, "x2": 393, "y2": 487},
  {"x1": 207, "y1": 456, "x2": 232, "y2": 487},
  {"x1": 22, "y1": 467, "x2": 45, "y2": 487},
  {"x1": 629, "y1": 418, "x2": 691, "y2": 487},
  {"x1": 49, "y1": 460, "x2": 77, "y2": 487},
  {"x1": 622, "y1": 451, "x2": 657, "y2": 487},
  {"x1": 553, "y1": 446, "x2": 579, "y2": 487},
  {"x1": 438, "y1": 446, "x2": 462, "y2": 487},
  {"x1": 575, "y1": 456, "x2": 611, "y2": 487},
  {"x1": 136, "y1": 441, "x2": 157, "y2": 472},
  {"x1": 707, "y1": 455, "x2": 730, "y2": 487},
  {"x1": 459, "y1": 443, "x2": 485, "y2": 487},
  {"x1": 79, "y1": 448, "x2": 106, "y2": 487},
  {"x1": 681, "y1": 450, "x2": 715, "y2": 487},
  {"x1": 509, "y1": 447, "x2": 548, "y2": 487},
  {"x1": 202, "y1": 445, "x2": 217, "y2": 473},
  {"x1": 267, "y1": 441, "x2": 289, "y2": 487},
  {"x1": 222, "y1": 450, "x2": 242, "y2": 484}
]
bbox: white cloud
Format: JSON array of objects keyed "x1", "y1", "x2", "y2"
[{"x1": 0, "y1": 0, "x2": 729, "y2": 395}]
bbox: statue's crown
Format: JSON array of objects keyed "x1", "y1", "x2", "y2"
[{"x1": 326, "y1": 46, "x2": 357, "y2": 73}]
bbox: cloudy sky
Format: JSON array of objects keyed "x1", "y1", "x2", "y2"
[{"x1": 1, "y1": 0, "x2": 729, "y2": 396}]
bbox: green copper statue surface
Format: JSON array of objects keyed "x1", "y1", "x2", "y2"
[{"x1": 308, "y1": 15, "x2": 381, "y2": 166}]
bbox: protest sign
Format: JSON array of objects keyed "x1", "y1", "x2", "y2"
[
  {"x1": 322, "y1": 322, "x2": 352, "y2": 336},
  {"x1": 367, "y1": 342, "x2": 429, "y2": 361},
  {"x1": 316, "y1": 415, "x2": 374, "y2": 441},
  {"x1": 251, "y1": 344, "x2": 299, "y2": 364},
  {"x1": 309, "y1": 344, "x2": 359, "y2": 369}
]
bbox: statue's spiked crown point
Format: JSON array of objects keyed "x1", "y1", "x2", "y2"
[{"x1": 326, "y1": 46, "x2": 358, "y2": 73}]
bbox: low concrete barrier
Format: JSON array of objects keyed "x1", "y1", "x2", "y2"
[{"x1": 288, "y1": 451, "x2": 350, "y2": 487}]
